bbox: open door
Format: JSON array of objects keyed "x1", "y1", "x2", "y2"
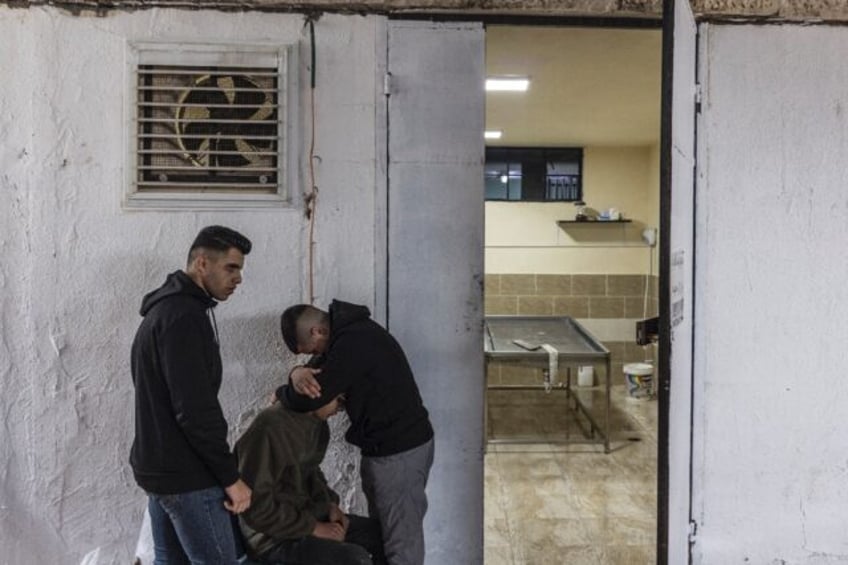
[
  {"x1": 384, "y1": 20, "x2": 485, "y2": 565},
  {"x1": 659, "y1": 1, "x2": 697, "y2": 564}
]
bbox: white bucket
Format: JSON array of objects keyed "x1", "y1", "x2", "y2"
[{"x1": 623, "y1": 362, "x2": 654, "y2": 399}]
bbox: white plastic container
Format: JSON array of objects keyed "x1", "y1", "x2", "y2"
[
  {"x1": 623, "y1": 362, "x2": 654, "y2": 399},
  {"x1": 577, "y1": 366, "x2": 594, "y2": 387}
]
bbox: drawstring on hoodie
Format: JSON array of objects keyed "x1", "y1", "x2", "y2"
[{"x1": 207, "y1": 307, "x2": 220, "y2": 345}]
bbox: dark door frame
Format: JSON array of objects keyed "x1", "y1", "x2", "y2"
[{"x1": 391, "y1": 10, "x2": 672, "y2": 565}]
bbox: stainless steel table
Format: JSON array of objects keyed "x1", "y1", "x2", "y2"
[{"x1": 484, "y1": 315, "x2": 612, "y2": 453}]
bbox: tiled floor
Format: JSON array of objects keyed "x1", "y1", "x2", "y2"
[{"x1": 484, "y1": 385, "x2": 658, "y2": 565}]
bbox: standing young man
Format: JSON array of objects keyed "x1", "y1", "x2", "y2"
[
  {"x1": 277, "y1": 300, "x2": 434, "y2": 565},
  {"x1": 130, "y1": 225, "x2": 253, "y2": 564}
]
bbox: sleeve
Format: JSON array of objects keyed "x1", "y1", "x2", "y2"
[
  {"x1": 159, "y1": 314, "x2": 239, "y2": 488},
  {"x1": 237, "y1": 420, "x2": 318, "y2": 540},
  {"x1": 280, "y1": 337, "x2": 369, "y2": 411},
  {"x1": 315, "y1": 467, "x2": 340, "y2": 506},
  {"x1": 306, "y1": 424, "x2": 339, "y2": 518}
]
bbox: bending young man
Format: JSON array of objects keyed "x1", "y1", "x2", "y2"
[
  {"x1": 277, "y1": 300, "x2": 434, "y2": 565},
  {"x1": 236, "y1": 390, "x2": 386, "y2": 565},
  {"x1": 130, "y1": 225, "x2": 253, "y2": 564}
]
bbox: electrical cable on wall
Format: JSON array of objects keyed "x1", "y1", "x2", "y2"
[{"x1": 304, "y1": 16, "x2": 319, "y2": 305}]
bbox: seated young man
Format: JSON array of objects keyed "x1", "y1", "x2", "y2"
[{"x1": 235, "y1": 389, "x2": 386, "y2": 565}]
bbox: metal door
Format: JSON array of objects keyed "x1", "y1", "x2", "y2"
[
  {"x1": 385, "y1": 20, "x2": 485, "y2": 565},
  {"x1": 659, "y1": 1, "x2": 697, "y2": 563}
]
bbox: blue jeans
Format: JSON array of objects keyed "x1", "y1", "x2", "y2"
[{"x1": 148, "y1": 486, "x2": 239, "y2": 565}]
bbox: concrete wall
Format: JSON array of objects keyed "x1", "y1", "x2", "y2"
[
  {"x1": 0, "y1": 7, "x2": 381, "y2": 562},
  {"x1": 693, "y1": 23, "x2": 848, "y2": 563},
  {"x1": 13, "y1": 0, "x2": 848, "y2": 23}
]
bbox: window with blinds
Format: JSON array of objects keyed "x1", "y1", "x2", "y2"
[{"x1": 126, "y1": 43, "x2": 295, "y2": 209}]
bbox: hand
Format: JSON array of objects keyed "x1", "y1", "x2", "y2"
[
  {"x1": 291, "y1": 366, "x2": 322, "y2": 399},
  {"x1": 268, "y1": 390, "x2": 279, "y2": 406},
  {"x1": 328, "y1": 503, "x2": 349, "y2": 532},
  {"x1": 224, "y1": 479, "x2": 252, "y2": 514},
  {"x1": 312, "y1": 521, "x2": 345, "y2": 542}
]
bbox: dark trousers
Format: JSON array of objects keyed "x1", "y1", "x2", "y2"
[{"x1": 259, "y1": 514, "x2": 386, "y2": 565}]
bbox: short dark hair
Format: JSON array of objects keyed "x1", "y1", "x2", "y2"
[
  {"x1": 280, "y1": 304, "x2": 311, "y2": 354},
  {"x1": 188, "y1": 225, "x2": 252, "y2": 262}
]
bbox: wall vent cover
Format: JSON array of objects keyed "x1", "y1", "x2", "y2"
[{"x1": 127, "y1": 43, "x2": 296, "y2": 209}]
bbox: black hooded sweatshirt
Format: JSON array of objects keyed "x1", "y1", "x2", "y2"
[
  {"x1": 130, "y1": 270, "x2": 239, "y2": 494},
  {"x1": 278, "y1": 300, "x2": 433, "y2": 457}
]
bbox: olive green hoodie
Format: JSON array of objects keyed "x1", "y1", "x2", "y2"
[{"x1": 235, "y1": 394, "x2": 339, "y2": 560}]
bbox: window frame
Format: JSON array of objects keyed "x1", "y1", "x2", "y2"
[{"x1": 485, "y1": 146, "x2": 584, "y2": 203}]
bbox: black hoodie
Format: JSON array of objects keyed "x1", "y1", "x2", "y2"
[
  {"x1": 278, "y1": 300, "x2": 433, "y2": 457},
  {"x1": 129, "y1": 270, "x2": 239, "y2": 494}
]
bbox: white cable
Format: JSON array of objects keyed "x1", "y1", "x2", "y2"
[{"x1": 540, "y1": 344, "x2": 558, "y2": 393}]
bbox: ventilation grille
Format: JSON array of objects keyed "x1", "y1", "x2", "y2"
[{"x1": 136, "y1": 65, "x2": 279, "y2": 193}]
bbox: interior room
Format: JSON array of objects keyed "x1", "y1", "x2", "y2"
[{"x1": 482, "y1": 24, "x2": 662, "y2": 564}]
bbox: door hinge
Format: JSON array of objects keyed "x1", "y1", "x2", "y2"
[
  {"x1": 694, "y1": 83, "x2": 703, "y2": 113},
  {"x1": 688, "y1": 519, "x2": 698, "y2": 544},
  {"x1": 383, "y1": 72, "x2": 393, "y2": 97}
]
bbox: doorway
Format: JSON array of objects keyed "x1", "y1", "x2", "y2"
[{"x1": 482, "y1": 23, "x2": 663, "y2": 564}]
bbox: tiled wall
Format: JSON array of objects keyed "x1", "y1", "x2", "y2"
[
  {"x1": 485, "y1": 274, "x2": 659, "y2": 387},
  {"x1": 484, "y1": 274, "x2": 657, "y2": 318}
]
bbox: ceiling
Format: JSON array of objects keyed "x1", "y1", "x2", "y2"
[{"x1": 486, "y1": 25, "x2": 662, "y2": 147}]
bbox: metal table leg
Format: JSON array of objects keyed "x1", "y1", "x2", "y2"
[{"x1": 605, "y1": 356, "x2": 611, "y2": 453}]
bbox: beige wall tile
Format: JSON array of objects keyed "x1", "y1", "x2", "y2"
[
  {"x1": 572, "y1": 274, "x2": 606, "y2": 296},
  {"x1": 536, "y1": 274, "x2": 571, "y2": 295},
  {"x1": 518, "y1": 296, "x2": 553, "y2": 315},
  {"x1": 626, "y1": 342, "x2": 653, "y2": 364},
  {"x1": 625, "y1": 296, "x2": 650, "y2": 319},
  {"x1": 608, "y1": 274, "x2": 646, "y2": 296},
  {"x1": 589, "y1": 297, "x2": 625, "y2": 318},
  {"x1": 486, "y1": 362, "x2": 502, "y2": 386},
  {"x1": 604, "y1": 341, "x2": 626, "y2": 362},
  {"x1": 553, "y1": 296, "x2": 589, "y2": 318},
  {"x1": 484, "y1": 274, "x2": 501, "y2": 296},
  {"x1": 500, "y1": 365, "x2": 541, "y2": 386},
  {"x1": 485, "y1": 295, "x2": 518, "y2": 315},
  {"x1": 500, "y1": 274, "x2": 536, "y2": 295},
  {"x1": 611, "y1": 361, "x2": 625, "y2": 381}
]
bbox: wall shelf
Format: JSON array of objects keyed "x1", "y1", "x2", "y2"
[
  {"x1": 555, "y1": 219, "x2": 648, "y2": 247},
  {"x1": 557, "y1": 219, "x2": 632, "y2": 225}
]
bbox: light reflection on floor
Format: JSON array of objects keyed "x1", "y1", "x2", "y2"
[{"x1": 484, "y1": 386, "x2": 658, "y2": 565}]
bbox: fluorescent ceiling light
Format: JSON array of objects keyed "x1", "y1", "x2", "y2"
[
  {"x1": 485, "y1": 77, "x2": 530, "y2": 92},
  {"x1": 484, "y1": 130, "x2": 503, "y2": 140}
]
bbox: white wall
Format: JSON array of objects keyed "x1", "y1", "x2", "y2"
[
  {"x1": 485, "y1": 145, "x2": 659, "y2": 274},
  {"x1": 0, "y1": 8, "x2": 381, "y2": 562},
  {"x1": 693, "y1": 23, "x2": 848, "y2": 563}
]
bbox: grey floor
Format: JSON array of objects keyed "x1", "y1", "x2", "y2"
[{"x1": 484, "y1": 385, "x2": 658, "y2": 564}]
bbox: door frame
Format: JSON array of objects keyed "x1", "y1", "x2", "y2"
[
  {"x1": 382, "y1": 11, "x2": 683, "y2": 564},
  {"x1": 658, "y1": 1, "x2": 698, "y2": 563}
]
